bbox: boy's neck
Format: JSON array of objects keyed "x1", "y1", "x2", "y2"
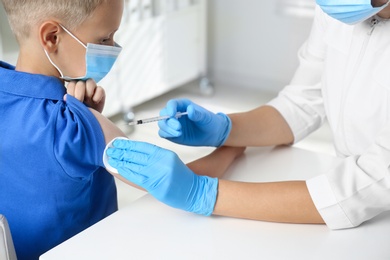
[
  {"x1": 15, "y1": 49, "x2": 37, "y2": 74},
  {"x1": 16, "y1": 44, "x2": 60, "y2": 80}
]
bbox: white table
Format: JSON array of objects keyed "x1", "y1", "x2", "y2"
[{"x1": 40, "y1": 147, "x2": 390, "y2": 260}]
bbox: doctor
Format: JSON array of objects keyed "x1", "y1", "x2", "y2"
[{"x1": 106, "y1": 0, "x2": 390, "y2": 229}]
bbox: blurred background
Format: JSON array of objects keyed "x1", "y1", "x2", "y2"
[
  {"x1": 1, "y1": 0, "x2": 316, "y2": 103},
  {"x1": 1, "y1": 0, "x2": 333, "y2": 207}
]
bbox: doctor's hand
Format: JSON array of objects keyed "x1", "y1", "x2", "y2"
[
  {"x1": 65, "y1": 79, "x2": 106, "y2": 113},
  {"x1": 158, "y1": 99, "x2": 232, "y2": 147},
  {"x1": 106, "y1": 138, "x2": 218, "y2": 216}
]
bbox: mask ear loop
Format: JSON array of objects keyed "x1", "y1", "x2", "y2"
[
  {"x1": 44, "y1": 49, "x2": 65, "y2": 78},
  {"x1": 43, "y1": 24, "x2": 66, "y2": 78},
  {"x1": 44, "y1": 24, "x2": 88, "y2": 80},
  {"x1": 58, "y1": 24, "x2": 88, "y2": 49}
]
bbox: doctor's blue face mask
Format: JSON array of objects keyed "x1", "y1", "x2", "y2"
[
  {"x1": 316, "y1": 0, "x2": 390, "y2": 25},
  {"x1": 44, "y1": 24, "x2": 122, "y2": 83}
]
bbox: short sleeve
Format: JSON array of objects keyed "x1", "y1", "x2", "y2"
[
  {"x1": 53, "y1": 95, "x2": 106, "y2": 179},
  {"x1": 267, "y1": 5, "x2": 327, "y2": 143}
]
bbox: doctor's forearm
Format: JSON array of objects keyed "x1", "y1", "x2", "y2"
[
  {"x1": 225, "y1": 106, "x2": 294, "y2": 147},
  {"x1": 213, "y1": 180, "x2": 324, "y2": 224},
  {"x1": 187, "y1": 146, "x2": 246, "y2": 179}
]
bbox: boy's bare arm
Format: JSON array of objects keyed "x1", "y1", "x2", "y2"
[
  {"x1": 88, "y1": 107, "x2": 127, "y2": 143},
  {"x1": 88, "y1": 107, "x2": 146, "y2": 189},
  {"x1": 186, "y1": 146, "x2": 246, "y2": 179}
]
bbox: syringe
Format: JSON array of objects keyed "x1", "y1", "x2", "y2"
[{"x1": 128, "y1": 112, "x2": 188, "y2": 126}]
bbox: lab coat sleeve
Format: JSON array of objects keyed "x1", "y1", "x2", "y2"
[
  {"x1": 267, "y1": 6, "x2": 327, "y2": 143},
  {"x1": 273, "y1": 7, "x2": 390, "y2": 229},
  {"x1": 307, "y1": 124, "x2": 390, "y2": 229}
]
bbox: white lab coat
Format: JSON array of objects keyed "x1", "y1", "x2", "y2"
[{"x1": 268, "y1": 6, "x2": 390, "y2": 229}]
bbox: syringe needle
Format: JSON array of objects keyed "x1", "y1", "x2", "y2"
[{"x1": 128, "y1": 112, "x2": 188, "y2": 126}]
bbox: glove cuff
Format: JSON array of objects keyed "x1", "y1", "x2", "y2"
[
  {"x1": 216, "y1": 113, "x2": 232, "y2": 147},
  {"x1": 190, "y1": 176, "x2": 218, "y2": 216}
]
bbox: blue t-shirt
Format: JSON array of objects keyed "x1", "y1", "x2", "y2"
[{"x1": 0, "y1": 61, "x2": 118, "y2": 260}]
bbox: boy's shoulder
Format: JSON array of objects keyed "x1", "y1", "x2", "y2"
[
  {"x1": 0, "y1": 62, "x2": 106, "y2": 175},
  {"x1": 0, "y1": 60, "x2": 65, "y2": 100}
]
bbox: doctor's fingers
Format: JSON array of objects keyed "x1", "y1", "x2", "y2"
[
  {"x1": 159, "y1": 107, "x2": 171, "y2": 117},
  {"x1": 158, "y1": 119, "x2": 182, "y2": 136},
  {"x1": 186, "y1": 103, "x2": 214, "y2": 123},
  {"x1": 158, "y1": 126, "x2": 181, "y2": 139},
  {"x1": 108, "y1": 158, "x2": 147, "y2": 184},
  {"x1": 166, "y1": 98, "x2": 194, "y2": 115},
  {"x1": 112, "y1": 139, "x2": 161, "y2": 155},
  {"x1": 106, "y1": 147, "x2": 150, "y2": 165}
]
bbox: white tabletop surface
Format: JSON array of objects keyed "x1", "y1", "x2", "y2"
[{"x1": 40, "y1": 146, "x2": 390, "y2": 260}]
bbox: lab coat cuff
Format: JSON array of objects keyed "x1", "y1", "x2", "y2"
[{"x1": 306, "y1": 175, "x2": 354, "y2": 230}]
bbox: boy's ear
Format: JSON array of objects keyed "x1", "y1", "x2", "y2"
[{"x1": 39, "y1": 22, "x2": 61, "y2": 53}]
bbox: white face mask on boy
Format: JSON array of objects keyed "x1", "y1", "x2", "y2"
[{"x1": 44, "y1": 24, "x2": 122, "y2": 83}]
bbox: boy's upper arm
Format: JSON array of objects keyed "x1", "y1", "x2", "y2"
[
  {"x1": 88, "y1": 108, "x2": 127, "y2": 145},
  {"x1": 88, "y1": 107, "x2": 143, "y2": 189},
  {"x1": 53, "y1": 95, "x2": 126, "y2": 179}
]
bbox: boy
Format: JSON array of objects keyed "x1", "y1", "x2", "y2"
[
  {"x1": 0, "y1": 1, "x2": 124, "y2": 258},
  {"x1": 0, "y1": 0, "x2": 244, "y2": 259}
]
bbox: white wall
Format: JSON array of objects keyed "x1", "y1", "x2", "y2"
[
  {"x1": 207, "y1": 0, "x2": 314, "y2": 93},
  {"x1": 0, "y1": 25, "x2": 2, "y2": 60},
  {"x1": 0, "y1": 6, "x2": 6, "y2": 60},
  {"x1": 0, "y1": 4, "x2": 18, "y2": 64},
  {"x1": 1, "y1": 1, "x2": 315, "y2": 95}
]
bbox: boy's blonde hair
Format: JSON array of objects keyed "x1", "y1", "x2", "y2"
[{"x1": 1, "y1": 0, "x2": 108, "y2": 42}]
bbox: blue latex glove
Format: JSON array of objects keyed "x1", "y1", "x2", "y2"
[
  {"x1": 106, "y1": 138, "x2": 218, "y2": 216},
  {"x1": 158, "y1": 98, "x2": 232, "y2": 147}
]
